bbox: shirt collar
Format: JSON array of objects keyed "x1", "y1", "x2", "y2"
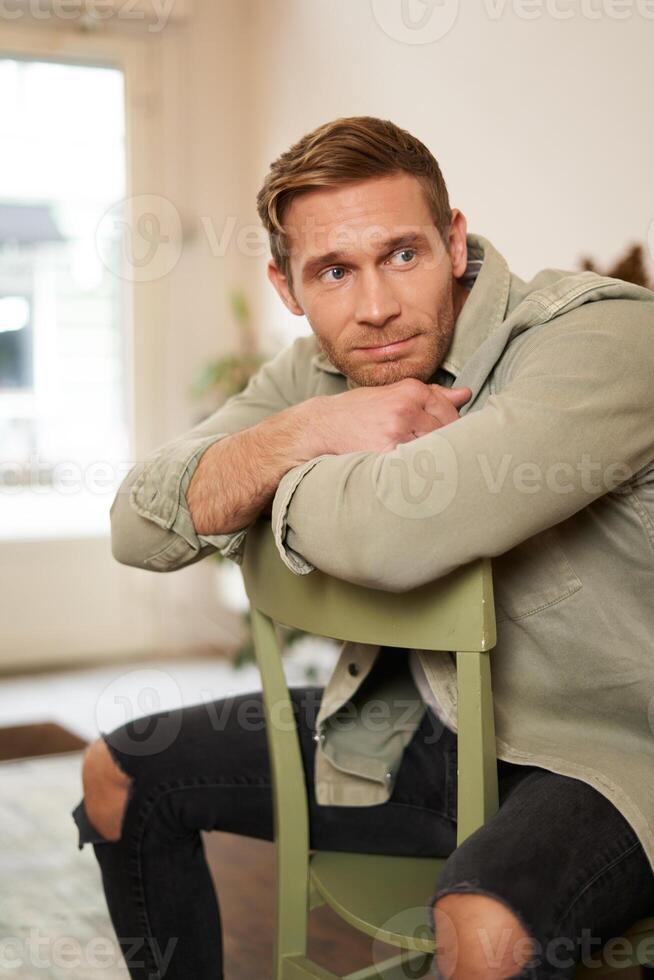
[
  {"x1": 439, "y1": 233, "x2": 511, "y2": 379},
  {"x1": 309, "y1": 232, "x2": 512, "y2": 389}
]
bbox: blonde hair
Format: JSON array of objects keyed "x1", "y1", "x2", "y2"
[{"x1": 256, "y1": 115, "x2": 452, "y2": 291}]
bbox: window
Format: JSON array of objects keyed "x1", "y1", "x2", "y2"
[{"x1": 0, "y1": 57, "x2": 129, "y2": 538}]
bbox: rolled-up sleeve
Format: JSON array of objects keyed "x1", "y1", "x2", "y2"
[
  {"x1": 111, "y1": 337, "x2": 315, "y2": 571},
  {"x1": 111, "y1": 433, "x2": 244, "y2": 572},
  {"x1": 271, "y1": 300, "x2": 654, "y2": 592}
]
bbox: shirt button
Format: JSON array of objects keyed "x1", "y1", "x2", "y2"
[
  {"x1": 313, "y1": 730, "x2": 325, "y2": 744},
  {"x1": 385, "y1": 769, "x2": 393, "y2": 781},
  {"x1": 347, "y1": 662, "x2": 360, "y2": 677}
]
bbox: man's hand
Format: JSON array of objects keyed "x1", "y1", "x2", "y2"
[{"x1": 309, "y1": 378, "x2": 472, "y2": 455}]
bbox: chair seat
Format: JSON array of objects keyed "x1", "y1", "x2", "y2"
[{"x1": 309, "y1": 851, "x2": 446, "y2": 952}]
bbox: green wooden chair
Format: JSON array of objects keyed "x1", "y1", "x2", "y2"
[{"x1": 239, "y1": 518, "x2": 654, "y2": 980}]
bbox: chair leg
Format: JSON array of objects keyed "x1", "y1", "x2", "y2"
[{"x1": 344, "y1": 951, "x2": 433, "y2": 979}]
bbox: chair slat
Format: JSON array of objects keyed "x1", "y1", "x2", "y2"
[
  {"x1": 241, "y1": 520, "x2": 496, "y2": 652},
  {"x1": 455, "y1": 650, "x2": 500, "y2": 845},
  {"x1": 250, "y1": 608, "x2": 312, "y2": 975}
]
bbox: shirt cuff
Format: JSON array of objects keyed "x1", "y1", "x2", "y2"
[
  {"x1": 196, "y1": 526, "x2": 250, "y2": 565},
  {"x1": 131, "y1": 432, "x2": 250, "y2": 563},
  {"x1": 271, "y1": 454, "x2": 333, "y2": 575}
]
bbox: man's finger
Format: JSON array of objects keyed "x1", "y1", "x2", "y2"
[
  {"x1": 430, "y1": 385, "x2": 472, "y2": 406},
  {"x1": 422, "y1": 403, "x2": 459, "y2": 426}
]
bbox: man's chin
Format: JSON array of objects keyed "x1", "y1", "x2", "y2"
[{"x1": 346, "y1": 357, "x2": 435, "y2": 387}]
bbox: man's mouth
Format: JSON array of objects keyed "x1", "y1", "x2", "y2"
[{"x1": 354, "y1": 334, "x2": 419, "y2": 358}]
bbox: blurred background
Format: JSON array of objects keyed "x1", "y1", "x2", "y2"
[{"x1": 0, "y1": 1, "x2": 652, "y2": 976}]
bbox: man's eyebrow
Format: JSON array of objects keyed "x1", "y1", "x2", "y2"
[{"x1": 300, "y1": 231, "x2": 430, "y2": 281}]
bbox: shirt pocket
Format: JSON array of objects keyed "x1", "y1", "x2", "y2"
[{"x1": 492, "y1": 525, "x2": 583, "y2": 625}]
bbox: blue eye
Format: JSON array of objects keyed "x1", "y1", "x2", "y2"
[
  {"x1": 392, "y1": 248, "x2": 417, "y2": 264},
  {"x1": 321, "y1": 267, "x2": 346, "y2": 283}
]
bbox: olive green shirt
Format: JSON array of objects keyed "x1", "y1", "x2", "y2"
[{"x1": 110, "y1": 234, "x2": 654, "y2": 872}]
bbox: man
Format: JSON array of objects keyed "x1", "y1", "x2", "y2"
[{"x1": 73, "y1": 116, "x2": 654, "y2": 979}]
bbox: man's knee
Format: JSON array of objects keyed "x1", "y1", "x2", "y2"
[
  {"x1": 432, "y1": 891, "x2": 535, "y2": 980},
  {"x1": 81, "y1": 737, "x2": 133, "y2": 843}
]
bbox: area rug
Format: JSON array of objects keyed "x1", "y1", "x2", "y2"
[
  {"x1": 0, "y1": 751, "x2": 127, "y2": 980},
  {"x1": 0, "y1": 753, "x2": 389, "y2": 980}
]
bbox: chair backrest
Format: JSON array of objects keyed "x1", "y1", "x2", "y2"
[
  {"x1": 240, "y1": 517, "x2": 499, "y2": 858},
  {"x1": 240, "y1": 518, "x2": 496, "y2": 653}
]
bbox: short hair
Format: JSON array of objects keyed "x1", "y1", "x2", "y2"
[{"x1": 256, "y1": 115, "x2": 452, "y2": 292}]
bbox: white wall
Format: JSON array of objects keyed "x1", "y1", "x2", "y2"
[
  {"x1": 139, "y1": 0, "x2": 257, "y2": 661},
  {"x1": 240, "y1": 0, "x2": 654, "y2": 340},
  {"x1": 155, "y1": 0, "x2": 256, "y2": 440}
]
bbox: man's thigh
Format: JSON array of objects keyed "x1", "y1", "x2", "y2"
[
  {"x1": 304, "y1": 699, "x2": 458, "y2": 858},
  {"x1": 75, "y1": 685, "x2": 457, "y2": 856},
  {"x1": 428, "y1": 767, "x2": 654, "y2": 979}
]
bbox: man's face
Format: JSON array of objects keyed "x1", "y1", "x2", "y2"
[{"x1": 267, "y1": 172, "x2": 469, "y2": 387}]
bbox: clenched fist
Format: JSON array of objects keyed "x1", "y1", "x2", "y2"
[{"x1": 306, "y1": 377, "x2": 472, "y2": 455}]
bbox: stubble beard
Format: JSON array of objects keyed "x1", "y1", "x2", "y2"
[{"x1": 317, "y1": 289, "x2": 456, "y2": 388}]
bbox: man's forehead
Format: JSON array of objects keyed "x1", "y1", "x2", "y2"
[
  {"x1": 288, "y1": 217, "x2": 437, "y2": 251},
  {"x1": 284, "y1": 173, "x2": 431, "y2": 240}
]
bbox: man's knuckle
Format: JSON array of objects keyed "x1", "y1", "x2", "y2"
[
  {"x1": 400, "y1": 377, "x2": 424, "y2": 394},
  {"x1": 394, "y1": 399, "x2": 413, "y2": 418}
]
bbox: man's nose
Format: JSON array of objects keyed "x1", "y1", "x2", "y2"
[{"x1": 353, "y1": 269, "x2": 401, "y2": 327}]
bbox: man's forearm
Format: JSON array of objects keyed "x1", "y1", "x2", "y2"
[{"x1": 187, "y1": 398, "x2": 327, "y2": 536}]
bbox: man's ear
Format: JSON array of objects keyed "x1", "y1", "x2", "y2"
[
  {"x1": 267, "y1": 261, "x2": 304, "y2": 316},
  {"x1": 447, "y1": 209, "x2": 468, "y2": 278}
]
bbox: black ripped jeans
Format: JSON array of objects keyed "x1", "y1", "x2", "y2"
[{"x1": 72, "y1": 682, "x2": 654, "y2": 980}]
